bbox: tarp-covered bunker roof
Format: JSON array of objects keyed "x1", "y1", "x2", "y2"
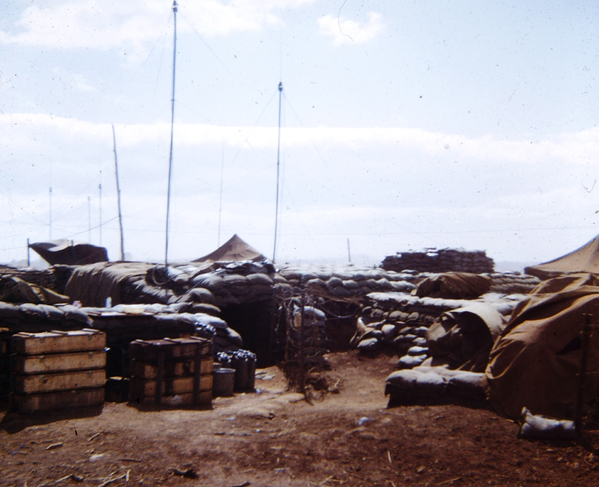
[
  {"x1": 486, "y1": 273, "x2": 599, "y2": 420},
  {"x1": 30, "y1": 239, "x2": 109, "y2": 266},
  {"x1": 525, "y1": 234, "x2": 599, "y2": 280},
  {"x1": 192, "y1": 234, "x2": 266, "y2": 264}
]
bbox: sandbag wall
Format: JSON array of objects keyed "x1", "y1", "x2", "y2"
[
  {"x1": 489, "y1": 272, "x2": 540, "y2": 294},
  {"x1": 382, "y1": 249, "x2": 494, "y2": 274},
  {"x1": 354, "y1": 292, "x2": 522, "y2": 369},
  {"x1": 278, "y1": 264, "x2": 417, "y2": 298},
  {"x1": 10, "y1": 329, "x2": 106, "y2": 413}
]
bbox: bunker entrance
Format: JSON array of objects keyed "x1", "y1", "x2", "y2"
[{"x1": 219, "y1": 299, "x2": 278, "y2": 368}]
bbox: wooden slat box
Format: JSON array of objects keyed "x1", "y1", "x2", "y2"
[
  {"x1": 128, "y1": 337, "x2": 212, "y2": 407},
  {"x1": 129, "y1": 337, "x2": 211, "y2": 361},
  {"x1": 130, "y1": 357, "x2": 213, "y2": 379},
  {"x1": 12, "y1": 351, "x2": 106, "y2": 375},
  {"x1": 10, "y1": 329, "x2": 107, "y2": 413},
  {"x1": 11, "y1": 329, "x2": 105, "y2": 355},
  {"x1": 14, "y1": 369, "x2": 106, "y2": 394},
  {"x1": 130, "y1": 374, "x2": 213, "y2": 396},
  {"x1": 12, "y1": 388, "x2": 105, "y2": 414}
]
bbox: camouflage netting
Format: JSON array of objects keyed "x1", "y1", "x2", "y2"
[{"x1": 382, "y1": 248, "x2": 495, "y2": 274}]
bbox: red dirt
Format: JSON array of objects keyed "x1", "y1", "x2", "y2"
[{"x1": 1, "y1": 351, "x2": 598, "y2": 486}]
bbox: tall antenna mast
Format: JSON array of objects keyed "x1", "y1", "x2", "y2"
[
  {"x1": 88, "y1": 196, "x2": 91, "y2": 243},
  {"x1": 272, "y1": 81, "x2": 283, "y2": 263},
  {"x1": 217, "y1": 141, "x2": 225, "y2": 247},
  {"x1": 165, "y1": 0, "x2": 178, "y2": 265},
  {"x1": 49, "y1": 187, "x2": 53, "y2": 240},
  {"x1": 112, "y1": 124, "x2": 125, "y2": 261},
  {"x1": 98, "y1": 181, "x2": 102, "y2": 246}
]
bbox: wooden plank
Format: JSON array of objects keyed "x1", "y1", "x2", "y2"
[
  {"x1": 129, "y1": 390, "x2": 211, "y2": 407},
  {"x1": 130, "y1": 357, "x2": 212, "y2": 379},
  {"x1": 129, "y1": 337, "x2": 211, "y2": 362},
  {"x1": 129, "y1": 374, "x2": 213, "y2": 397},
  {"x1": 11, "y1": 387, "x2": 105, "y2": 413},
  {"x1": 11, "y1": 329, "x2": 106, "y2": 355},
  {"x1": 14, "y1": 369, "x2": 106, "y2": 394},
  {"x1": 12, "y1": 351, "x2": 106, "y2": 375}
]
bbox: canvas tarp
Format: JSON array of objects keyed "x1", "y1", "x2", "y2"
[
  {"x1": 30, "y1": 239, "x2": 108, "y2": 266},
  {"x1": 486, "y1": 273, "x2": 599, "y2": 420},
  {"x1": 65, "y1": 262, "x2": 154, "y2": 307},
  {"x1": 192, "y1": 234, "x2": 266, "y2": 264},
  {"x1": 426, "y1": 303, "x2": 505, "y2": 372},
  {"x1": 414, "y1": 272, "x2": 491, "y2": 299},
  {"x1": 525, "y1": 234, "x2": 599, "y2": 280}
]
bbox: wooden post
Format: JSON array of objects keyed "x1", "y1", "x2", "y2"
[{"x1": 575, "y1": 313, "x2": 592, "y2": 436}]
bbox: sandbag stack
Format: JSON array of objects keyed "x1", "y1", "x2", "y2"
[
  {"x1": 10, "y1": 329, "x2": 106, "y2": 413},
  {"x1": 385, "y1": 366, "x2": 488, "y2": 407},
  {"x1": 278, "y1": 264, "x2": 417, "y2": 298},
  {"x1": 192, "y1": 313, "x2": 244, "y2": 354},
  {"x1": 353, "y1": 291, "x2": 523, "y2": 368},
  {"x1": 382, "y1": 248, "x2": 494, "y2": 274},
  {"x1": 489, "y1": 272, "x2": 540, "y2": 294},
  {"x1": 190, "y1": 270, "x2": 274, "y2": 306},
  {"x1": 0, "y1": 301, "x2": 91, "y2": 334},
  {"x1": 128, "y1": 337, "x2": 213, "y2": 408}
]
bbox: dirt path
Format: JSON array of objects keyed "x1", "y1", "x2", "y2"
[{"x1": 1, "y1": 351, "x2": 598, "y2": 486}]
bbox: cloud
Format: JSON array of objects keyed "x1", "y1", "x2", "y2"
[
  {"x1": 3, "y1": 112, "x2": 599, "y2": 264},
  {"x1": 0, "y1": 0, "x2": 317, "y2": 53},
  {"x1": 318, "y1": 12, "x2": 385, "y2": 46}
]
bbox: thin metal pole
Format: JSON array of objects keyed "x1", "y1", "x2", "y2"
[
  {"x1": 217, "y1": 141, "x2": 225, "y2": 247},
  {"x1": 575, "y1": 313, "x2": 592, "y2": 436},
  {"x1": 273, "y1": 81, "x2": 283, "y2": 263},
  {"x1": 27, "y1": 238, "x2": 30, "y2": 267},
  {"x1": 99, "y1": 182, "x2": 102, "y2": 246},
  {"x1": 49, "y1": 187, "x2": 52, "y2": 240},
  {"x1": 88, "y1": 196, "x2": 91, "y2": 243},
  {"x1": 347, "y1": 238, "x2": 352, "y2": 263},
  {"x1": 112, "y1": 124, "x2": 125, "y2": 261},
  {"x1": 165, "y1": 0, "x2": 178, "y2": 265}
]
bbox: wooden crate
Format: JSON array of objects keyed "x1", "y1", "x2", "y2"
[
  {"x1": 10, "y1": 329, "x2": 106, "y2": 413},
  {"x1": 130, "y1": 356, "x2": 213, "y2": 378},
  {"x1": 129, "y1": 374, "x2": 213, "y2": 397},
  {"x1": 128, "y1": 337, "x2": 212, "y2": 407},
  {"x1": 14, "y1": 369, "x2": 106, "y2": 394},
  {"x1": 129, "y1": 337, "x2": 211, "y2": 361},
  {"x1": 12, "y1": 351, "x2": 106, "y2": 375},
  {"x1": 11, "y1": 388, "x2": 104, "y2": 414},
  {"x1": 11, "y1": 329, "x2": 105, "y2": 355}
]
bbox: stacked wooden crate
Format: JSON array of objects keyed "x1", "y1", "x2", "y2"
[
  {"x1": 11, "y1": 329, "x2": 106, "y2": 413},
  {"x1": 128, "y1": 337, "x2": 213, "y2": 408}
]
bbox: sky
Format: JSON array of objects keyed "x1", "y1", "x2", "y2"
[{"x1": 1, "y1": 0, "x2": 599, "y2": 269}]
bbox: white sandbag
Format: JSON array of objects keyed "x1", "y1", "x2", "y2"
[
  {"x1": 518, "y1": 408, "x2": 576, "y2": 440},
  {"x1": 397, "y1": 354, "x2": 427, "y2": 369},
  {"x1": 357, "y1": 337, "x2": 381, "y2": 352}
]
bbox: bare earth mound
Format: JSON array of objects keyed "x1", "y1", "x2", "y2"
[{"x1": 1, "y1": 351, "x2": 597, "y2": 486}]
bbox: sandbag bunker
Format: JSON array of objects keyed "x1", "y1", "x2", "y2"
[{"x1": 0, "y1": 242, "x2": 547, "y2": 418}]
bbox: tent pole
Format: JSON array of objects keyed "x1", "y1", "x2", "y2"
[
  {"x1": 165, "y1": 0, "x2": 178, "y2": 266},
  {"x1": 112, "y1": 124, "x2": 125, "y2": 261},
  {"x1": 575, "y1": 313, "x2": 592, "y2": 436},
  {"x1": 273, "y1": 81, "x2": 283, "y2": 263}
]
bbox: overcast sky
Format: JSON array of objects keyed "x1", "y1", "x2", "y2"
[{"x1": 2, "y1": 0, "x2": 599, "y2": 269}]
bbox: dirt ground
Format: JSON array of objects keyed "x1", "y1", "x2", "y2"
[{"x1": 1, "y1": 351, "x2": 598, "y2": 487}]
